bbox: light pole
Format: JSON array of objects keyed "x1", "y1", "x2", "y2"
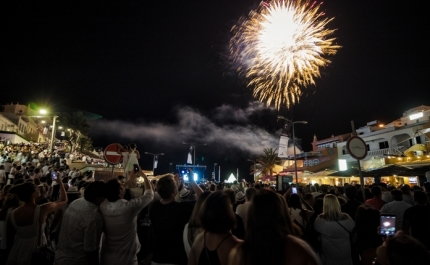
[
  {"x1": 182, "y1": 142, "x2": 207, "y2": 165},
  {"x1": 144, "y1": 152, "x2": 164, "y2": 176},
  {"x1": 27, "y1": 110, "x2": 58, "y2": 162},
  {"x1": 213, "y1": 163, "x2": 217, "y2": 181},
  {"x1": 247, "y1": 159, "x2": 256, "y2": 180},
  {"x1": 277, "y1": 116, "x2": 307, "y2": 185}
]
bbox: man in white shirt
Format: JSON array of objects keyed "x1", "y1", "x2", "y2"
[
  {"x1": 236, "y1": 187, "x2": 257, "y2": 227},
  {"x1": 42, "y1": 162, "x2": 50, "y2": 175},
  {"x1": 99, "y1": 169, "x2": 153, "y2": 265},
  {"x1": 55, "y1": 181, "x2": 106, "y2": 265},
  {"x1": 380, "y1": 189, "x2": 411, "y2": 231}
]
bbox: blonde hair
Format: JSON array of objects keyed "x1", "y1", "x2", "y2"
[{"x1": 322, "y1": 194, "x2": 344, "y2": 221}]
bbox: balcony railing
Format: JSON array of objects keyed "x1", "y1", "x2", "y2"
[{"x1": 341, "y1": 146, "x2": 407, "y2": 161}]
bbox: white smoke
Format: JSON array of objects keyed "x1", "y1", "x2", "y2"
[{"x1": 89, "y1": 103, "x2": 278, "y2": 155}]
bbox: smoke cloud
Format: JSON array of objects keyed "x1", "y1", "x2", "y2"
[{"x1": 89, "y1": 102, "x2": 279, "y2": 156}]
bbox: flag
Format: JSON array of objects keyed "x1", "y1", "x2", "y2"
[
  {"x1": 278, "y1": 135, "x2": 289, "y2": 158},
  {"x1": 154, "y1": 155, "x2": 158, "y2": 169},
  {"x1": 187, "y1": 146, "x2": 193, "y2": 164}
]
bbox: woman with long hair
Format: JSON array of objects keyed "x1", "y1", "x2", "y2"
[
  {"x1": 5, "y1": 173, "x2": 68, "y2": 264},
  {"x1": 189, "y1": 191, "x2": 242, "y2": 265},
  {"x1": 314, "y1": 194, "x2": 355, "y2": 265},
  {"x1": 229, "y1": 189, "x2": 319, "y2": 265},
  {"x1": 183, "y1": 191, "x2": 211, "y2": 257}
]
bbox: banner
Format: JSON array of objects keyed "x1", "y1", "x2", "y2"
[
  {"x1": 154, "y1": 155, "x2": 158, "y2": 169},
  {"x1": 278, "y1": 135, "x2": 289, "y2": 158},
  {"x1": 187, "y1": 146, "x2": 193, "y2": 164}
]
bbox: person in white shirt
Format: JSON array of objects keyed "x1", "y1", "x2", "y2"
[
  {"x1": 235, "y1": 187, "x2": 257, "y2": 227},
  {"x1": 99, "y1": 167, "x2": 153, "y2": 265},
  {"x1": 42, "y1": 163, "x2": 50, "y2": 176},
  {"x1": 55, "y1": 181, "x2": 106, "y2": 265},
  {"x1": 380, "y1": 189, "x2": 412, "y2": 231}
]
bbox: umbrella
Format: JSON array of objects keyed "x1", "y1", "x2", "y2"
[
  {"x1": 309, "y1": 169, "x2": 338, "y2": 177},
  {"x1": 407, "y1": 165, "x2": 430, "y2": 176},
  {"x1": 328, "y1": 168, "x2": 363, "y2": 177},
  {"x1": 366, "y1": 164, "x2": 413, "y2": 176}
]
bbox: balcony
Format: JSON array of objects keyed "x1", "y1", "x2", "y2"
[{"x1": 341, "y1": 146, "x2": 407, "y2": 161}]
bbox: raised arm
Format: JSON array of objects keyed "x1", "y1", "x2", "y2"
[
  {"x1": 41, "y1": 173, "x2": 68, "y2": 216},
  {"x1": 116, "y1": 143, "x2": 128, "y2": 153},
  {"x1": 188, "y1": 168, "x2": 203, "y2": 198}
]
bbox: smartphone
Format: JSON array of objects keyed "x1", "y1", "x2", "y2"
[
  {"x1": 51, "y1": 171, "x2": 57, "y2": 180},
  {"x1": 133, "y1": 164, "x2": 139, "y2": 173},
  {"x1": 380, "y1": 214, "x2": 396, "y2": 236},
  {"x1": 292, "y1": 187, "x2": 297, "y2": 194}
]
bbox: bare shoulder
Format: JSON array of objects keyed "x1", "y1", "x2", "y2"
[
  {"x1": 286, "y1": 235, "x2": 321, "y2": 265},
  {"x1": 228, "y1": 242, "x2": 244, "y2": 265}
]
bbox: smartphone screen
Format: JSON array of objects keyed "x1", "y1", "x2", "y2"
[
  {"x1": 292, "y1": 187, "x2": 297, "y2": 194},
  {"x1": 380, "y1": 214, "x2": 396, "y2": 236},
  {"x1": 133, "y1": 164, "x2": 139, "y2": 173}
]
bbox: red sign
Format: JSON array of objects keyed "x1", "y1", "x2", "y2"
[{"x1": 104, "y1": 143, "x2": 123, "y2": 165}]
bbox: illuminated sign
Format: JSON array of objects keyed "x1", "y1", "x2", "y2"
[
  {"x1": 409, "y1": 112, "x2": 423, "y2": 120},
  {"x1": 338, "y1": 159, "x2": 347, "y2": 171}
]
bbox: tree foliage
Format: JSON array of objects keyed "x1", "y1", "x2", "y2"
[
  {"x1": 57, "y1": 112, "x2": 90, "y2": 152},
  {"x1": 256, "y1": 148, "x2": 281, "y2": 178}
]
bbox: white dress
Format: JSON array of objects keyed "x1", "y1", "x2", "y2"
[
  {"x1": 125, "y1": 151, "x2": 139, "y2": 172},
  {"x1": 7, "y1": 205, "x2": 47, "y2": 265}
]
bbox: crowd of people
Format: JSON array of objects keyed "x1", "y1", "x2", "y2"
[{"x1": 1, "y1": 142, "x2": 430, "y2": 265}]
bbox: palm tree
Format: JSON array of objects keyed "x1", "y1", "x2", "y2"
[{"x1": 256, "y1": 148, "x2": 281, "y2": 179}]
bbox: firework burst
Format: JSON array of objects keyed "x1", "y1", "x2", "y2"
[{"x1": 230, "y1": 0, "x2": 340, "y2": 109}]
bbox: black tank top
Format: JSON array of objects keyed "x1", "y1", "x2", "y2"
[{"x1": 198, "y1": 231, "x2": 232, "y2": 265}]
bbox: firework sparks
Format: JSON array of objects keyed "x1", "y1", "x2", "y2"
[{"x1": 230, "y1": 0, "x2": 340, "y2": 109}]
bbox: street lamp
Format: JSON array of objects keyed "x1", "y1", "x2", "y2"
[
  {"x1": 182, "y1": 142, "x2": 207, "y2": 165},
  {"x1": 213, "y1": 163, "x2": 217, "y2": 181},
  {"x1": 144, "y1": 152, "x2": 164, "y2": 176},
  {"x1": 277, "y1": 116, "x2": 307, "y2": 185},
  {"x1": 26, "y1": 109, "x2": 58, "y2": 161},
  {"x1": 247, "y1": 159, "x2": 256, "y2": 180}
]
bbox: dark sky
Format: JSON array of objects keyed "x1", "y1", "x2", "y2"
[{"x1": 1, "y1": 0, "x2": 428, "y2": 180}]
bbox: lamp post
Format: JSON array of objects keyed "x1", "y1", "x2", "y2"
[
  {"x1": 213, "y1": 163, "x2": 217, "y2": 181},
  {"x1": 277, "y1": 116, "x2": 307, "y2": 185},
  {"x1": 182, "y1": 142, "x2": 207, "y2": 165},
  {"x1": 144, "y1": 152, "x2": 164, "y2": 176},
  {"x1": 27, "y1": 110, "x2": 58, "y2": 162},
  {"x1": 247, "y1": 159, "x2": 256, "y2": 180}
]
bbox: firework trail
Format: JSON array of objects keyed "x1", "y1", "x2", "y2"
[{"x1": 230, "y1": 0, "x2": 340, "y2": 110}]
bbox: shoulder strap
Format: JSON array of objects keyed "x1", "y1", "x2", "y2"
[
  {"x1": 335, "y1": 220, "x2": 351, "y2": 233},
  {"x1": 215, "y1": 233, "x2": 232, "y2": 250},
  {"x1": 10, "y1": 209, "x2": 17, "y2": 227}
]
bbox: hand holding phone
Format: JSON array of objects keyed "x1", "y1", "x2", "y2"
[
  {"x1": 380, "y1": 214, "x2": 396, "y2": 236},
  {"x1": 133, "y1": 164, "x2": 139, "y2": 173}
]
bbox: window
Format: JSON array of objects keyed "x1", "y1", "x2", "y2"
[
  {"x1": 379, "y1": 141, "x2": 389, "y2": 149},
  {"x1": 416, "y1": 136, "x2": 422, "y2": 144}
]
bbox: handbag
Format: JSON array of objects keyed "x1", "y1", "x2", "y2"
[
  {"x1": 31, "y1": 245, "x2": 55, "y2": 265},
  {"x1": 31, "y1": 215, "x2": 55, "y2": 265}
]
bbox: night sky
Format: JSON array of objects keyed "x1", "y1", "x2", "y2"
[{"x1": 1, "y1": 0, "x2": 428, "y2": 180}]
